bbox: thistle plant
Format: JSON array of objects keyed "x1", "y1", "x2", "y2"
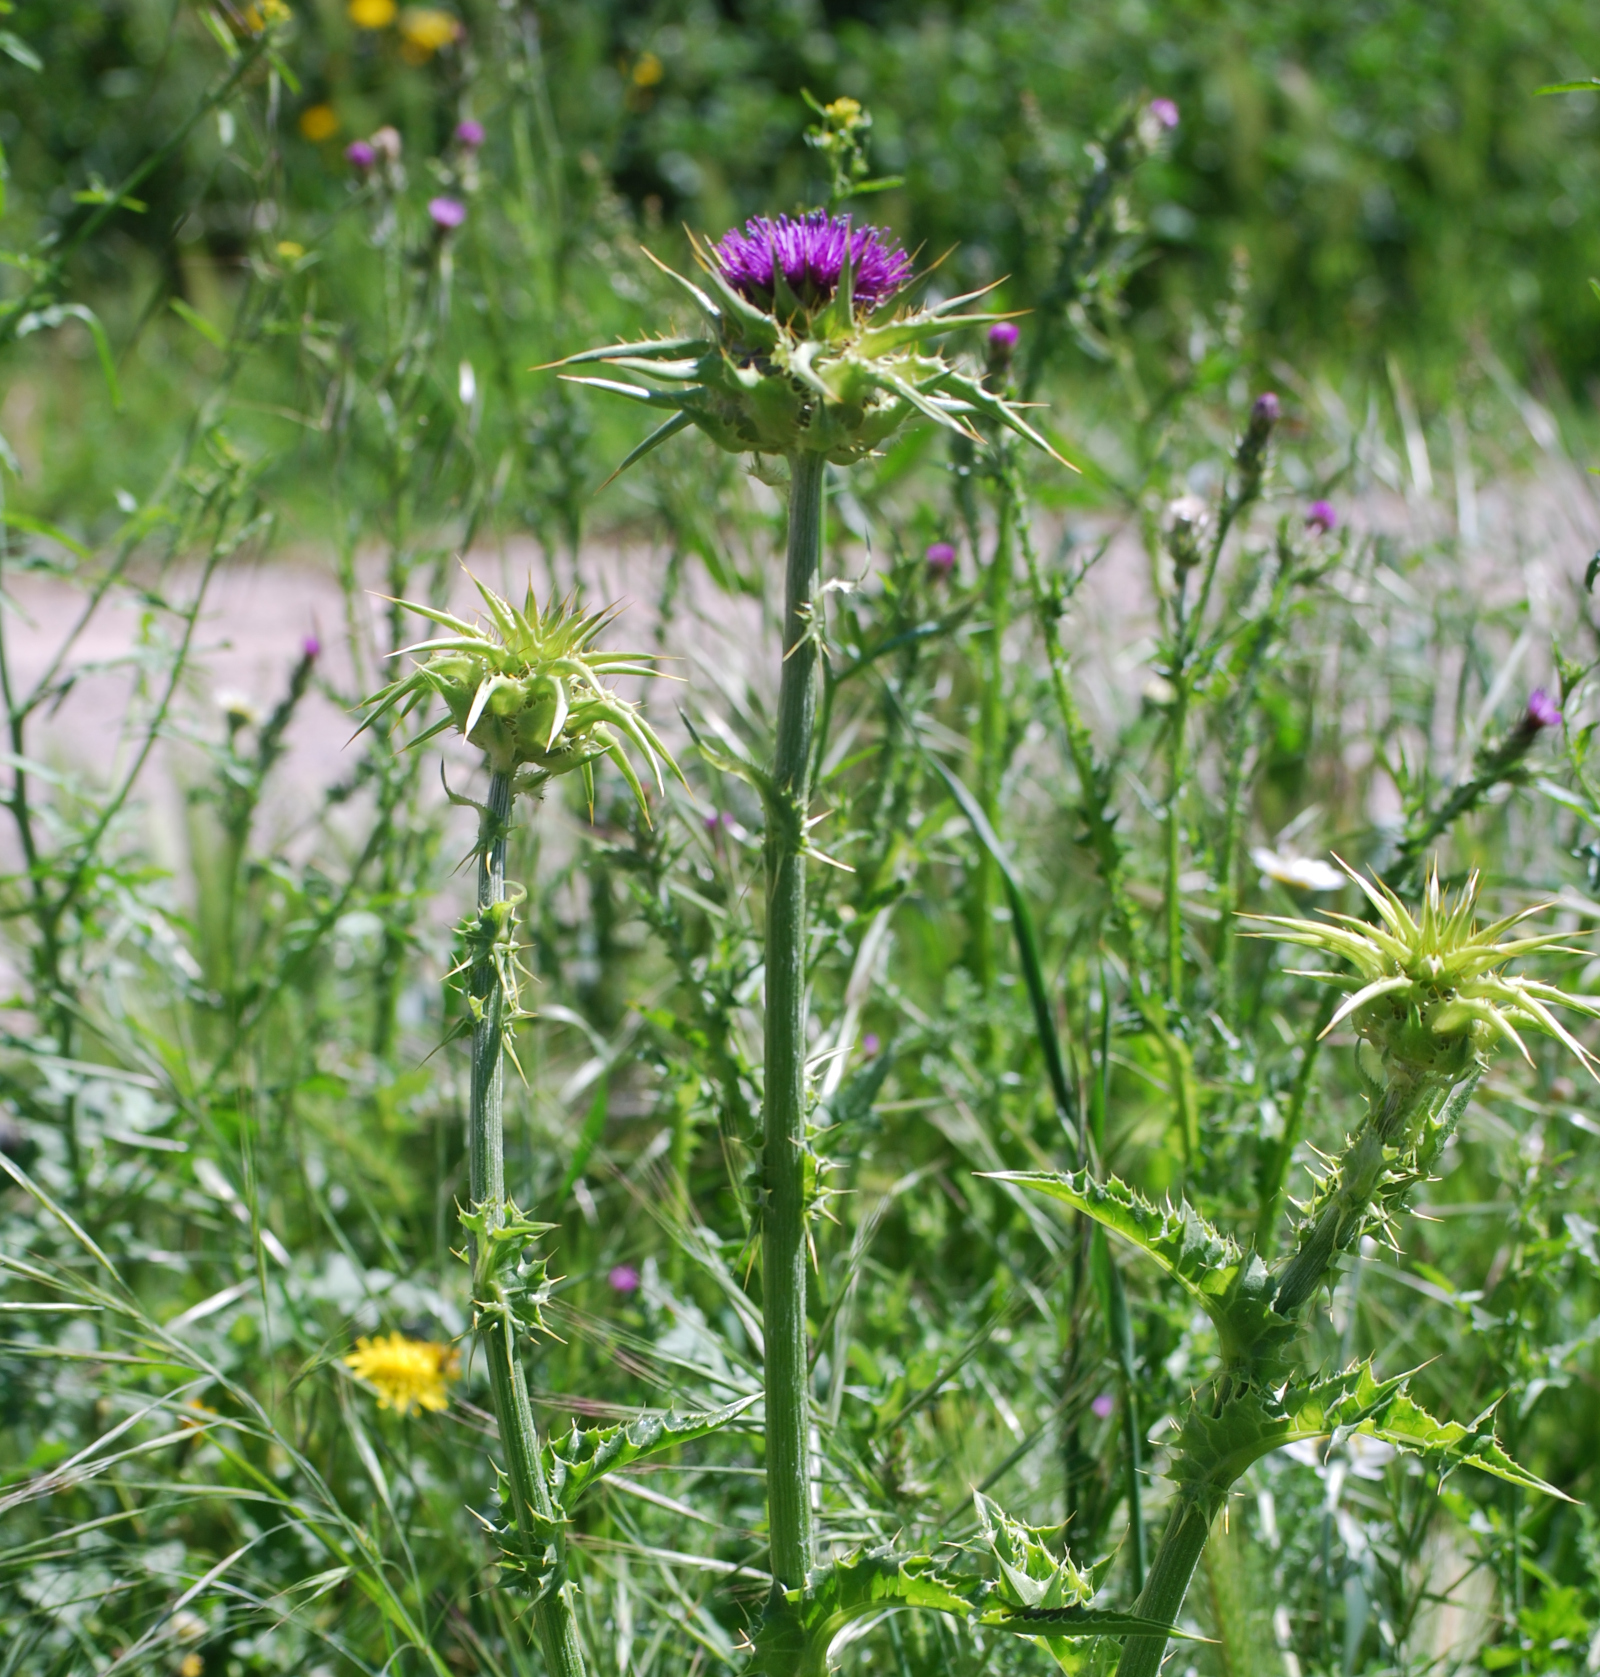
[
  {"x1": 998, "y1": 862, "x2": 1595, "y2": 1677},
  {"x1": 555, "y1": 197, "x2": 1069, "y2": 1618},
  {"x1": 362, "y1": 578, "x2": 696, "y2": 1677}
]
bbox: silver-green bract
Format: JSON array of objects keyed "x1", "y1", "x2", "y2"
[
  {"x1": 361, "y1": 575, "x2": 679, "y2": 810},
  {"x1": 1251, "y1": 856, "x2": 1600, "y2": 1080},
  {"x1": 547, "y1": 230, "x2": 1074, "y2": 472}
]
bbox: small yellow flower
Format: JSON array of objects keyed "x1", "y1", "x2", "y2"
[
  {"x1": 179, "y1": 1656, "x2": 203, "y2": 1677},
  {"x1": 348, "y1": 0, "x2": 396, "y2": 26},
  {"x1": 276, "y1": 240, "x2": 306, "y2": 260},
  {"x1": 298, "y1": 104, "x2": 339, "y2": 142},
  {"x1": 243, "y1": 0, "x2": 290, "y2": 30},
  {"x1": 631, "y1": 51, "x2": 663, "y2": 88},
  {"x1": 398, "y1": 6, "x2": 460, "y2": 58},
  {"x1": 344, "y1": 1332, "x2": 459, "y2": 1415}
]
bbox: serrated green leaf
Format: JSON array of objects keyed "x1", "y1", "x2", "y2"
[{"x1": 545, "y1": 1394, "x2": 757, "y2": 1512}]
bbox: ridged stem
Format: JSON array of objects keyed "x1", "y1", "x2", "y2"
[
  {"x1": 1114, "y1": 1493, "x2": 1216, "y2": 1677},
  {"x1": 469, "y1": 770, "x2": 587, "y2": 1677},
  {"x1": 763, "y1": 449, "x2": 826, "y2": 1587}
]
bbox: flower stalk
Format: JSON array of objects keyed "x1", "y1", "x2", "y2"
[{"x1": 763, "y1": 449, "x2": 827, "y2": 1586}]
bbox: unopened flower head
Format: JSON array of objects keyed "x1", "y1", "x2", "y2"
[
  {"x1": 428, "y1": 196, "x2": 466, "y2": 230},
  {"x1": 361, "y1": 575, "x2": 680, "y2": 812},
  {"x1": 344, "y1": 1332, "x2": 459, "y2": 1415},
  {"x1": 925, "y1": 540, "x2": 957, "y2": 579},
  {"x1": 713, "y1": 211, "x2": 911, "y2": 316},
  {"x1": 1251, "y1": 859, "x2": 1600, "y2": 1082},
  {"x1": 551, "y1": 208, "x2": 1073, "y2": 471}
]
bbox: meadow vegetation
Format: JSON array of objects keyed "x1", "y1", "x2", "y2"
[{"x1": 2, "y1": 6, "x2": 1600, "y2": 1677}]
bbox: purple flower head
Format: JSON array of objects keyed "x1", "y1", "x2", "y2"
[
  {"x1": 302, "y1": 634, "x2": 321, "y2": 660},
  {"x1": 713, "y1": 211, "x2": 912, "y2": 317},
  {"x1": 608, "y1": 1264, "x2": 640, "y2": 1294},
  {"x1": 1526, "y1": 688, "x2": 1562, "y2": 730},
  {"x1": 345, "y1": 140, "x2": 376, "y2": 171},
  {"x1": 988, "y1": 321, "x2": 1020, "y2": 351},
  {"x1": 704, "y1": 809, "x2": 733, "y2": 835},
  {"x1": 861, "y1": 1032, "x2": 881, "y2": 1057},
  {"x1": 1252, "y1": 391, "x2": 1280, "y2": 425},
  {"x1": 1306, "y1": 500, "x2": 1338, "y2": 535},
  {"x1": 925, "y1": 541, "x2": 957, "y2": 580},
  {"x1": 1149, "y1": 98, "x2": 1180, "y2": 130},
  {"x1": 428, "y1": 196, "x2": 467, "y2": 231},
  {"x1": 1091, "y1": 1392, "x2": 1116, "y2": 1420},
  {"x1": 454, "y1": 119, "x2": 485, "y2": 149}
]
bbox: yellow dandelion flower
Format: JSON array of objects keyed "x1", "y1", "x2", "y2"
[
  {"x1": 276, "y1": 240, "x2": 306, "y2": 260},
  {"x1": 179, "y1": 1656, "x2": 204, "y2": 1677},
  {"x1": 398, "y1": 6, "x2": 460, "y2": 58},
  {"x1": 348, "y1": 0, "x2": 396, "y2": 27},
  {"x1": 344, "y1": 1332, "x2": 459, "y2": 1415},
  {"x1": 298, "y1": 104, "x2": 339, "y2": 142},
  {"x1": 631, "y1": 51, "x2": 663, "y2": 88}
]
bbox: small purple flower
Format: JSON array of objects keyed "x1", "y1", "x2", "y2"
[
  {"x1": 713, "y1": 211, "x2": 912, "y2": 315},
  {"x1": 861, "y1": 1032, "x2": 881, "y2": 1057},
  {"x1": 925, "y1": 541, "x2": 957, "y2": 580},
  {"x1": 608, "y1": 1264, "x2": 640, "y2": 1294},
  {"x1": 1252, "y1": 391, "x2": 1280, "y2": 424},
  {"x1": 704, "y1": 809, "x2": 732, "y2": 835},
  {"x1": 428, "y1": 196, "x2": 467, "y2": 231},
  {"x1": 1091, "y1": 1392, "x2": 1116, "y2": 1420},
  {"x1": 1149, "y1": 98, "x2": 1180, "y2": 130},
  {"x1": 988, "y1": 321, "x2": 1020, "y2": 351},
  {"x1": 302, "y1": 634, "x2": 321, "y2": 660},
  {"x1": 1526, "y1": 688, "x2": 1562, "y2": 730},
  {"x1": 1306, "y1": 500, "x2": 1339, "y2": 534},
  {"x1": 345, "y1": 139, "x2": 376, "y2": 172},
  {"x1": 454, "y1": 119, "x2": 485, "y2": 149}
]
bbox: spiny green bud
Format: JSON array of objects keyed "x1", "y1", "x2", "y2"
[
  {"x1": 1250, "y1": 858, "x2": 1600, "y2": 1082},
  {"x1": 360, "y1": 573, "x2": 681, "y2": 814}
]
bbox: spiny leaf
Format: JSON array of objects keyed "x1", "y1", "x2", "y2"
[{"x1": 545, "y1": 1394, "x2": 758, "y2": 1512}]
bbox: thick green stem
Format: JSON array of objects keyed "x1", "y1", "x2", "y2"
[
  {"x1": 763, "y1": 449, "x2": 826, "y2": 1587},
  {"x1": 1115, "y1": 1493, "x2": 1216, "y2": 1677},
  {"x1": 469, "y1": 770, "x2": 587, "y2": 1677}
]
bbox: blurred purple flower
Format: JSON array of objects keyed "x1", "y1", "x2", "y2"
[
  {"x1": 345, "y1": 140, "x2": 376, "y2": 171},
  {"x1": 925, "y1": 541, "x2": 957, "y2": 579},
  {"x1": 704, "y1": 809, "x2": 732, "y2": 835},
  {"x1": 302, "y1": 634, "x2": 321, "y2": 660},
  {"x1": 1091, "y1": 1392, "x2": 1116, "y2": 1420},
  {"x1": 1306, "y1": 500, "x2": 1338, "y2": 534},
  {"x1": 862, "y1": 1033, "x2": 881, "y2": 1057},
  {"x1": 713, "y1": 212, "x2": 912, "y2": 312},
  {"x1": 1252, "y1": 391, "x2": 1280, "y2": 424},
  {"x1": 428, "y1": 197, "x2": 467, "y2": 230},
  {"x1": 1149, "y1": 98, "x2": 1180, "y2": 129},
  {"x1": 454, "y1": 119, "x2": 485, "y2": 149},
  {"x1": 1526, "y1": 688, "x2": 1562, "y2": 730},
  {"x1": 608, "y1": 1265, "x2": 640, "y2": 1294},
  {"x1": 988, "y1": 321, "x2": 1020, "y2": 351}
]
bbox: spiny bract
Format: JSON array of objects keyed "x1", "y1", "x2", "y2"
[
  {"x1": 361, "y1": 574, "x2": 678, "y2": 809},
  {"x1": 1251, "y1": 857, "x2": 1600, "y2": 1079},
  {"x1": 547, "y1": 219, "x2": 1073, "y2": 471}
]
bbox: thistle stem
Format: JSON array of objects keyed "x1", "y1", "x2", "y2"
[
  {"x1": 763, "y1": 449, "x2": 827, "y2": 1587},
  {"x1": 469, "y1": 769, "x2": 587, "y2": 1677},
  {"x1": 972, "y1": 466, "x2": 1015, "y2": 1019},
  {"x1": 1114, "y1": 1492, "x2": 1217, "y2": 1677}
]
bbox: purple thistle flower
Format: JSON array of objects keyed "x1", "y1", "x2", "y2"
[
  {"x1": 1526, "y1": 688, "x2": 1562, "y2": 730},
  {"x1": 1091, "y1": 1392, "x2": 1116, "y2": 1420},
  {"x1": 302, "y1": 634, "x2": 321, "y2": 660},
  {"x1": 608, "y1": 1264, "x2": 640, "y2": 1294},
  {"x1": 454, "y1": 119, "x2": 485, "y2": 149},
  {"x1": 428, "y1": 196, "x2": 467, "y2": 230},
  {"x1": 713, "y1": 211, "x2": 912, "y2": 315},
  {"x1": 1252, "y1": 391, "x2": 1280, "y2": 424},
  {"x1": 988, "y1": 321, "x2": 1020, "y2": 351},
  {"x1": 925, "y1": 541, "x2": 957, "y2": 580},
  {"x1": 861, "y1": 1032, "x2": 881, "y2": 1057},
  {"x1": 1149, "y1": 98, "x2": 1180, "y2": 130},
  {"x1": 1306, "y1": 500, "x2": 1338, "y2": 534},
  {"x1": 345, "y1": 139, "x2": 376, "y2": 171}
]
